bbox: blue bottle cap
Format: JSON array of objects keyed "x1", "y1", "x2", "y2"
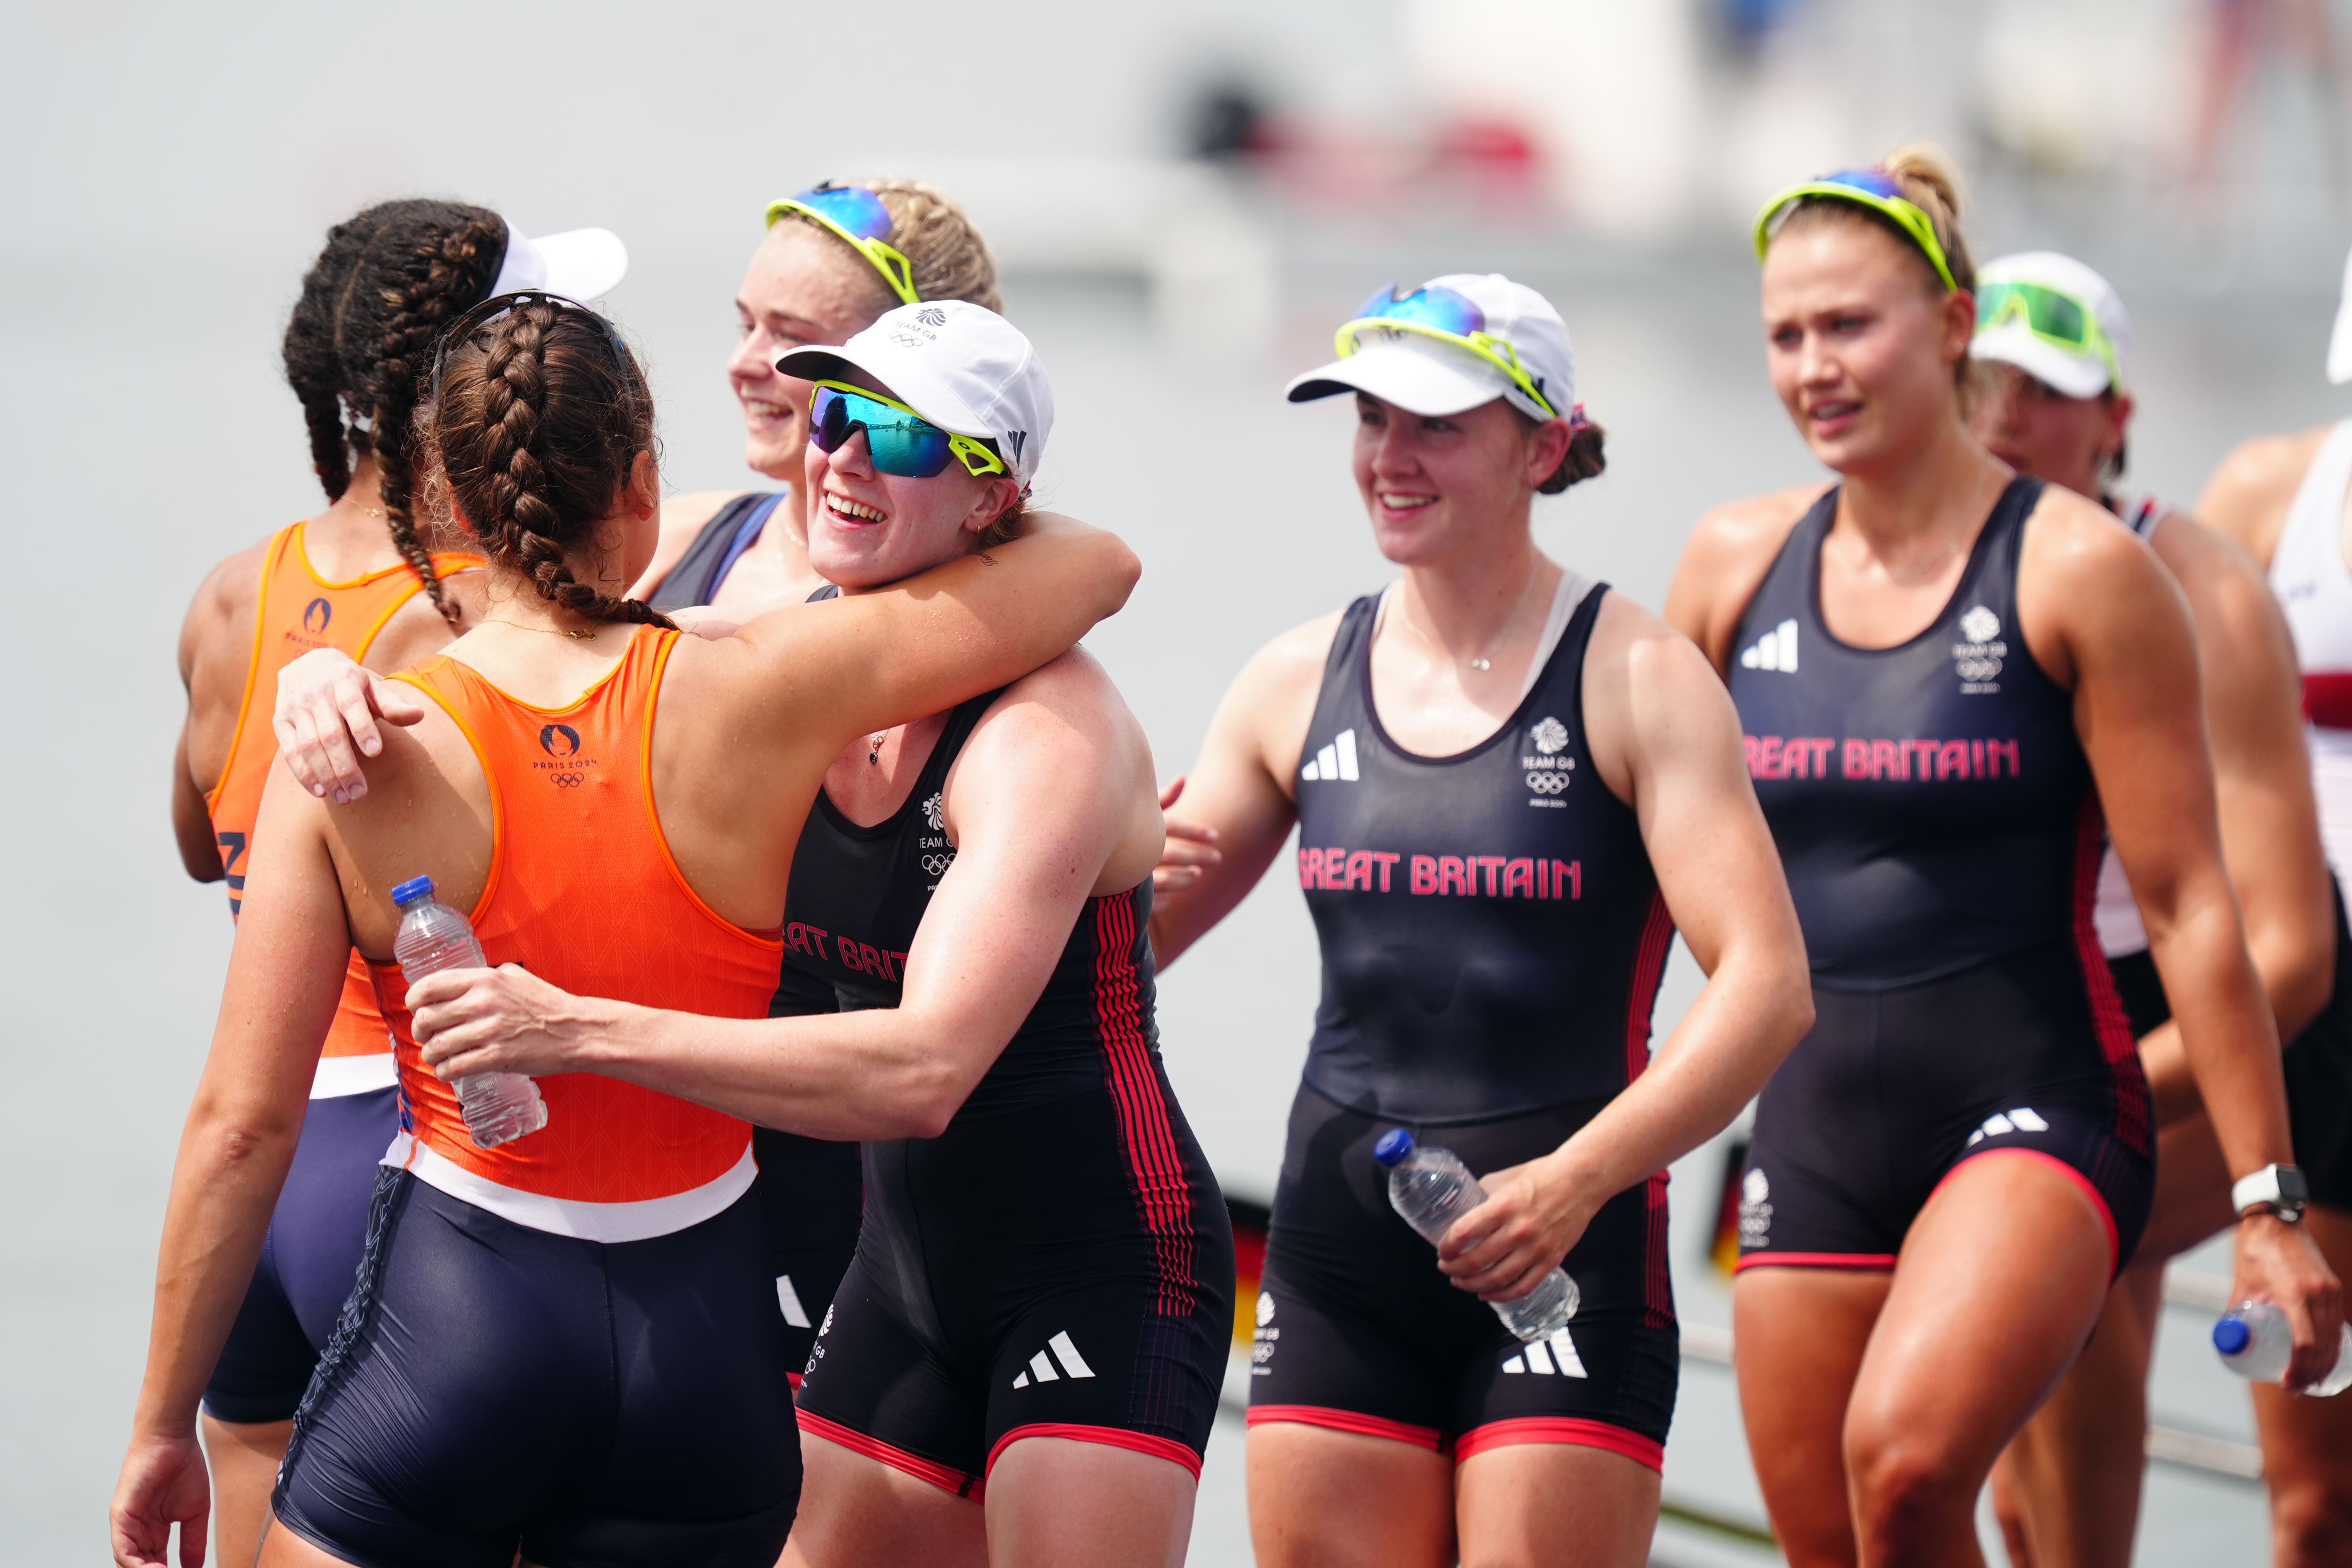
[
  {"x1": 1372, "y1": 1128, "x2": 1416, "y2": 1168},
  {"x1": 390, "y1": 875, "x2": 435, "y2": 907},
  {"x1": 2212, "y1": 1316, "x2": 2252, "y2": 1355}
]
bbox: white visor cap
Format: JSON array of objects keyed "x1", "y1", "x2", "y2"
[
  {"x1": 2330, "y1": 238, "x2": 2352, "y2": 384},
  {"x1": 1971, "y1": 251, "x2": 2131, "y2": 401},
  {"x1": 486, "y1": 221, "x2": 630, "y2": 304},
  {"x1": 775, "y1": 301, "x2": 1054, "y2": 487},
  {"x1": 1285, "y1": 272, "x2": 1577, "y2": 424}
]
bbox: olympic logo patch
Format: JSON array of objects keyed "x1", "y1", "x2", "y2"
[{"x1": 1526, "y1": 770, "x2": 1571, "y2": 795}]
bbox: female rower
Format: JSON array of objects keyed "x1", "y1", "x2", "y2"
[
  {"x1": 1143, "y1": 273, "x2": 1814, "y2": 1567},
  {"x1": 167, "y1": 198, "x2": 620, "y2": 1564},
  {"x1": 1664, "y1": 149, "x2": 2340, "y2": 1564},
  {"x1": 1965, "y1": 249, "x2": 2352, "y2": 1568},
  {"x1": 355, "y1": 301, "x2": 1235, "y2": 1568},
  {"x1": 110, "y1": 295, "x2": 1136, "y2": 1568},
  {"x1": 635, "y1": 179, "x2": 1001, "y2": 612},
  {"x1": 2181, "y1": 292, "x2": 2352, "y2": 1560}
]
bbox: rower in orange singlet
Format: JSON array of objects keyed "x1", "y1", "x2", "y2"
[{"x1": 167, "y1": 197, "x2": 625, "y2": 1565}]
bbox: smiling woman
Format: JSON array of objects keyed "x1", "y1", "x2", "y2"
[
  {"x1": 1664, "y1": 146, "x2": 2343, "y2": 1567},
  {"x1": 1142, "y1": 273, "x2": 1814, "y2": 1568}
]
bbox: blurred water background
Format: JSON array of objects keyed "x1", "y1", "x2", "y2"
[{"x1": 8, "y1": 0, "x2": 2352, "y2": 1561}]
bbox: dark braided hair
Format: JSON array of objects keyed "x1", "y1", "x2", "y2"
[
  {"x1": 282, "y1": 199, "x2": 506, "y2": 626},
  {"x1": 429, "y1": 297, "x2": 675, "y2": 630}
]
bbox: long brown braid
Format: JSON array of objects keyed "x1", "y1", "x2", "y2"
[
  {"x1": 429, "y1": 297, "x2": 676, "y2": 630},
  {"x1": 281, "y1": 199, "x2": 505, "y2": 626}
]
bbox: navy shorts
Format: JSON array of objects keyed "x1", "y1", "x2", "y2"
[
  {"x1": 752, "y1": 1127, "x2": 863, "y2": 1379},
  {"x1": 1739, "y1": 940, "x2": 2155, "y2": 1278},
  {"x1": 274, "y1": 1171, "x2": 800, "y2": 1568},
  {"x1": 1247, "y1": 1085, "x2": 1679, "y2": 1472},
  {"x1": 201, "y1": 1086, "x2": 396, "y2": 1424},
  {"x1": 796, "y1": 1075, "x2": 1233, "y2": 1498}
]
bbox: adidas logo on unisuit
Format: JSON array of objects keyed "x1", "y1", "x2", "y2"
[
  {"x1": 1740, "y1": 619, "x2": 1799, "y2": 674},
  {"x1": 776, "y1": 1274, "x2": 811, "y2": 1329},
  {"x1": 1011, "y1": 1331, "x2": 1096, "y2": 1388},
  {"x1": 1501, "y1": 1329, "x2": 1587, "y2": 1378},
  {"x1": 1966, "y1": 1106, "x2": 2048, "y2": 1146},
  {"x1": 1300, "y1": 728, "x2": 1359, "y2": 783}
]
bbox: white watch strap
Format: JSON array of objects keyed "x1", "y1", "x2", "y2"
[{"x1": 2232, "y1": 1166, "x2": 2283, "y2": 1213}]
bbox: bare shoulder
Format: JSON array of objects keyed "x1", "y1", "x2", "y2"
[
  {"x1": 1667, "y1": 483, "x2": 1828, "y2": 660},
  {"x1": 2196, "y1": 425, "x2": 2334, "y2": 561},
  {"x1": 1587, "y1": 589, "x2": 1737, "y2": 729},
  {"x1": 2151, "y1": 508, "x2": 2296, "y2": 656},
  {"x1": 1233, "y1": 605, "x2": 1348, "y2": 705},
  {"x1": 976, "y1": 646, "x2": 1144, "y2": 748},
  {"x1": 2023, "y1": 480, "x2": 2150, "y2": 575},
  {"x1": 364, "y1": 575, "x2": 474, "y2": 673},
  {"x1": 182, "y1": 538, "x2": 269, "y2": 676}
]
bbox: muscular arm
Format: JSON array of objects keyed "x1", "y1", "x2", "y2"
[
  {"x1": 2030, "y1": 493, "x2": 2340, "y2": 1377},
  {"x1": 1145, "y1": 614, "x2": 1334, "y2": 968},
  {"x1": 114, "y1": 774, "x2": 349, "y2": 1562},
  {"x1": 1440, "y1": 600, "x2": 1815, "y2": 1298},
  {"x1": 410, "y1": 655, "x2": 1161, "y2": 1139},
  {"x1": 2136, "y1": 516, "x2": 2334, "y2": 1119}
]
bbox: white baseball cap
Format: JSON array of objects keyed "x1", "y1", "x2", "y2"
[
  {"x1": 2328, "y1": 239, "x2": 2352, "y2": 384},
  {"x1": 775, "y1": 301, "x2": 1054, "y2": 486},
  {"x1": 1285, "y1": 273, "x2": 1580, "y2": 425},
  {"x1": 486, "y1": 220, "x2": 629, "y2": 304},
  {"x1": 1971, "y1": 251, "x2": 2130, "y2": 400}
]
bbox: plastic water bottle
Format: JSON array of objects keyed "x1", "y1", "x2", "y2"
[
  {"x1": 391, "y1": 875, "x2": 547, "y2": 1149},
  {"x1": 2212, "y1": 1301, "x2": 2352, "y2": 1395},
  {"x1": 1373, "y1": 1128, "x2": 1578, "y2": 1342}
]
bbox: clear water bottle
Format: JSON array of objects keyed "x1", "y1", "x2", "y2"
[
  {"x1": 2213, "y1": 1301, "x2": 2352, "y2": 1395},
  {"x1": 1373, "y1": 1128, "x2": 1578, "y2": 1342},
  {"x1": 391, "y1": 875, "x2": 547, "y2": 1149}
]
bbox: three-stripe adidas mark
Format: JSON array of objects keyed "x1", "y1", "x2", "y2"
[
  {"x1": 776, "y1": 1275, "x2": 811, "y2": 1329},
  {"x1": 1300, "y1": 729, "x2": 1359, "y2": 782},
  {"x1": 1011, "y1": 1331, "x2": 1095, "y2": 1388},
  {"x1": 1500, "y1": 1329, "x2": 1587, "y2": 1378},
  {"x1": 1739, "y1": 619, "x2": 1798, "y2": 673},
  {"x1": 1966, "y1": 1106, "x2": 2048, "y2": 1146}
]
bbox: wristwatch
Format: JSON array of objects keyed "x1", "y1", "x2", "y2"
[{"x1": 2232, "y1": 1164, "x2": 2310, "y2": 1223}]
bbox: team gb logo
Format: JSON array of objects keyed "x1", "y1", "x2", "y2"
[
  {"x1": 1530, "y1": 717, "x2": 1569, "y2": 755},
  {"x1": 1959, "y1": 606, "x2": 2000, "y2": 644},
  {"x1": 923, "y1": 792, "x2": 944, "y2": 831}
]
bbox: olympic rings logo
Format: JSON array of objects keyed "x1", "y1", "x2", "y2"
[
  {"x1": 552, "y1": 773, "x2": 586, "y2": 789},
  {"x1": 1525, "y1": 771, "x2": 1570, "y2": 795},
  {"x1": 921, "y1": 852, "x2": 956, "y2": 876}
]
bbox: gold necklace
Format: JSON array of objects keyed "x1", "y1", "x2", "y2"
[
  {"x1": 482, "y1": 617, "x2": 597, "y2": 640},
  {"x1": 1400, "y1": 573, "x2": 1543, "y2": 673}
]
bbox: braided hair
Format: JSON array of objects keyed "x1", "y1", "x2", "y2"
[
  {"x1": 281, "y1": 199, "x2": 506, "y2": 626},
  {"x1": 428, "y1": 298, "x2": 675, "y2": 630}
]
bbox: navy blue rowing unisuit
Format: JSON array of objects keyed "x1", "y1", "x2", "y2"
[
  {"x1": 1250, "y1": 582, "x2": 1681, "y2": 1472},
  {"x1": 783, "y1": 689, "x2": 1233, "y2": 1495},
  {"x1": 1727, "y1": 479, "x2": 2153, "y2": 1275}
]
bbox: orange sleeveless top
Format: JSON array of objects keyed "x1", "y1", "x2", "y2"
[
  {"x1": 371, "y1": 626, "x2": 783, "y2": 1242},
  {"x1": 206, "y1": 522, "x2": 481, "y2": 1085}
]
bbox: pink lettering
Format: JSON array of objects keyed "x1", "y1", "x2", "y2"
[
  {"x1": 1552, "y1": 859, "x2": 1581, "y2": 900},
  {"x1": 1744, "y1": 735, "x2": 1763, "y2": 776},
  {"x1": 1871, "y1": 739, "x2": 1900, "y2": 780},
  {"x1": 1345, "y1": 850, "x2": 1375, "y2": 891},
  {"x1": 1844, "y1": 739, "x2": 1871, "y2": 779},
  {"x1": 1808, "y1": 738, "x2": 1835, "y2": 776},
  {"x1": 1477, "y1": 855, "x2": 1507, "y2": 895},
  {"x1": 1503, "y1": 858, "x2": 1535, "y2": 898},
  {"x1": 1439, "y1": 856, "x2": 1471, "y2": 896},
  {"x1": 1987, "y1": 739, "x2": 2019, "y2": 777},
  {"x1": 1936, "y1": 739, "x2": 1969, "y2": 780},
  {"x1": 1411, "y1": 855, "x2": 1439, "y2": 895},
  {"x1": 859, "y1": 942, "x2": 887, "y2": 977},
  {"x1": 1971, "y1": 739, "x2": 1985, "y2": 776},
  {"x1": 1296, "y1": 848, "x2": 1315, "y2": 889},
  {"x1": 1370, "y1": 851, "x2": 1400, "y2": 891},
  {"x1": 1758, "y1": 735, "x2": 1782, "y2": 778},
  {"x1": 1905, "y1": 739, "x2": 1937, "y2": 780},
  {"x1": 890, "y1": 950, "x2": 910, "y2": 981}
]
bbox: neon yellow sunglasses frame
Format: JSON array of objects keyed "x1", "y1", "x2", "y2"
[
  {"x1": 1975, "y1": 279, "x2": 2124, "y2": 394},
  {"x1": 1330, "y1": 316, "x2": 1561, "y2": 421},
  {"x1": 808, "y1": 379, "x2": 1007, "y2": 479},
  {"x1": 763, "y1": 195, "x2": 922, "y2": 307},
  {"x1": 1752, "y1": 176, "x2": 1961, "y2": 295}
]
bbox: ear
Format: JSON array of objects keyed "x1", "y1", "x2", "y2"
[
  {"x1": 960, "y1": 473, "x2": 1024, "y2": 535},
  {"x1": 1523, "y1": 417, "x2": 1572, "y2": 490},
  {"x1": 625, "y1": 448, "x2": 660, "y2": 519},
  {"x1": 1939, "y1": 289, "x2": 1977, "y2": 369}
]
